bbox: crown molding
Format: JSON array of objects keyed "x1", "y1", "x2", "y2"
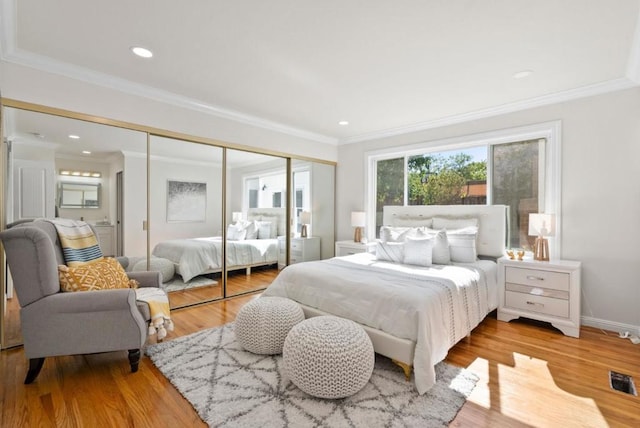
[
  {"x1": 0, "y1": 0, "x2": 338, "y2": 148},
  {"x1": 2, "y1": 0, "x2": 639, "y2": 147},
  {"x1": 340, "y1": 77, "x2": 639, "y2": 145}
]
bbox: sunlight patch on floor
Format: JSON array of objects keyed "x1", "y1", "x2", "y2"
[{"x1": 463, "y1": 354, "x2": 607, "y2": 427}]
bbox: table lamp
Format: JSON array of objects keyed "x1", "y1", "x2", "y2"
[
  {"x1": 528, "y1": 213, "x2": 556, "y2": 261},
  {"x1": 300, "y1": 211, "x2": 311, "y2": 238},
  {"x1": 351, "y1": 211, "x2": 365, "y2": 243}
]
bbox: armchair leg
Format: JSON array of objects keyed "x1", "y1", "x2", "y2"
[
  {"x1": 24, "y1": 357, "x2": 45, "y2": 384},
  {"x1": 128, "y1": 349, "x2": 141, "y2": 373}
]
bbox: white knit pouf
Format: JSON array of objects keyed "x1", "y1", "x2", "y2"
[
  {"x1": 283, "y1": 315, "x2": 374, "y2": 399},
  {"x1": 132, "y1": 257, "x2": 175, "y2": 283},
  {"x1": 235, "y1": 297, "x2": 305, "y2": 355}
]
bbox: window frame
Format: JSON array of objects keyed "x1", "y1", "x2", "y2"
[{"x1": 365, "y1": 120, "x2": 562, "y2": 258}]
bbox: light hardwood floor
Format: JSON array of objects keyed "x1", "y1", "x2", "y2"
[{"x1": 1, "y1": 293, "x2": 639, "y2": 427}]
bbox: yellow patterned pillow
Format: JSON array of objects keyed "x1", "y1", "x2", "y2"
[{"x1": 59, "y1": 257, "x2": 137, "y2": 292}]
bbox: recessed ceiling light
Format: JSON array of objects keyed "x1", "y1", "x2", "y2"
[
  {"x1": 513, "y1": 70, "x2": 533, "y2": 79},
  {"x1": 68, "y1": 134, "x2": 80, "y2": 139},
  {"x1": 338, "y1": 121, "x2": 349, "y2": 126},
  {"x1": 82, "y1": 150, "x2": 91, "y2": 155},
  {"x1": 131, "y1": 46, "x2": 153, "y2": 58}
]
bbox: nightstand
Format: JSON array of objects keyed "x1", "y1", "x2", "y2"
[
  {"x1": 278, "y1": 236, "x2": 321, "y2": 268},
  {"x1": 335, "y1": 240, "x2": 377, "y2": 257},
  {"x1": 497, "y1": 257, "x2": 581, "y2": 338}
]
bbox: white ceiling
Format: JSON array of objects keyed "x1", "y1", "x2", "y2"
[{"x1": 2, "y1": 0, "x2": 640, "y2": 145}]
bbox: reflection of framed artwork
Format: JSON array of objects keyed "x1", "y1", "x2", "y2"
[{"x1": 167, "y1": 180, "x2": 206, "y2": 222}]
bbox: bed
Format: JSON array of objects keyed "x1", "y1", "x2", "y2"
[
  {"x1": 152, "y1": 208, "x2": 285, "y2": 282},
  {"x1": 263, "y1": 204, "x2": 508, "y2": 394}
]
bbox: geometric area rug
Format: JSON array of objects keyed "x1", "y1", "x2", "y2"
[{"x1": 146, "y1": 323, "x2": 478, "y2": 428}]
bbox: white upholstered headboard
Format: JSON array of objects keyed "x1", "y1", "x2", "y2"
[
  {"x1": 247, "y1": 208, "x2": 287, "y2": 237},
  {"x1": 382, "y1": 205, "x2": 509, "y2": 258}
]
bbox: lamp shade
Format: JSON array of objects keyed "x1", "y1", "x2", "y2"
[
  {"x1": 351, "y1": 211, "x2": 366, "y2": 227},
  {"x1": 300, "y1": 211, "x2": 311, "y2": 224},
  {"x1": 528, "y1": 213, "x2": 556, "y2": 237},
  {"x1": 232, "y1": 212, "x2": 243, "y2": 223}
]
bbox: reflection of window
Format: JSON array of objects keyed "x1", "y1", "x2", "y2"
[
  {"x1": 272, "y1": 192, "x2": 282, "y2": 207},
  {"x1": 293, "y1": 169, "x2": 310, "y2": 233},
  {"x1": 369, "y1": 123, "x2": 558, "y2": 252},
  {"x1": 249, "y1": 189, "x2": 258, "y2": 208}
]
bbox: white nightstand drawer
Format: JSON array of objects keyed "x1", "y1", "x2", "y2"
[
  {"x1": 291, "y1": 241, "x2": 303, "y2": 251},
  {"x1": 505, "y1": 267, "x2": 569, "y2": 292},
  {"x1": 506, "y1": 283, "x2": 569, "y2": 300},
  {"x1": 505, "y1": 290, "x2": 569, "y2": 318}
]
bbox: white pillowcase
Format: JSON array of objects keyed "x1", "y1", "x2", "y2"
[
  {"x1": 227, "y1": 223, "x2": 247, "y2": 241},
  {"x1": 422, "y1": 228, "x2": 451, "y2": 265},
  {"x1": 260, "y1": 216, "x2": 279, "y2": 238},
  {"x1": 255, "y1": 221, "x2": 274, "y2": 239},
  {"x1": 447, "y1": 226, "x2": 479, "y2": 263},
  {"x1": 403, "y1": 237, "x2": 433, "y2": 267},
  {"x1": 376, "y1": 242, "x2": 405, "y2": 263},
  {"x1": 241, "y1": 220, "x2": 259, "y2": 239},
  {"x1": 432, "y1": 216, "x2": 479, "y2": 230},
  {"x1": 379, "y1": 226, "x2": 423, "y2": 243}
]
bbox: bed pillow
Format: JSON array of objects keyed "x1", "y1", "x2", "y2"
[
  {"x1": 432, "y1": 216, "x2": 479, "y2": 230},
  {"x1": 380, "y1": 226, "x2": 422, "y2": 243},
  {"x1": 403, "y1": 237, "x2": 433, "y2": 267},
  {"x1": 376, "y1": 242, "x2": 405, "y2": 263},
  {"x1": 256, "y1": 221, "x2": 274, "y2": 239},
  {"x1": 423, "y1": 228, "x2": 451, "y2": 265},
  {"x1": 227, "y1": 223, "x2": 247, "y2": 241},
  {"x1": 260, "y1": 216, "x2": 279, "y2": 238},
  {"x1": 447, "y1": 226, "x2": 479, "y2": 263},
  {"x1": 59, "y1": 257, "x2": 137, "y2": 292},
  {"x1": 242, "y1": 220, "x2": 259, "y2": 239}
]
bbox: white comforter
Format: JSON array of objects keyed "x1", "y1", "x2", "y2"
[
  {"x1": 152, "y1": 237, "x2": 278, "y2": 282},
  {"x1": 263, "y1": 252, "x2": 497, "y2": 394}
]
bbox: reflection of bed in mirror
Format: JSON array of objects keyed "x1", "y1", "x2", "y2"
[
  {"x1": 152, "y1": 208, "x2": 285, "y2": 283},
  {"x1": 263, "y1": 204, "x2": 508, "y2": 395}
]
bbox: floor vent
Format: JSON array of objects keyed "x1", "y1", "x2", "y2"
[{"x1": 609, "y1": 371, "x2": 637, "y2": 396}]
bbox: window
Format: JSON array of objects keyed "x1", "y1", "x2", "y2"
[
  {"x1": 492, "y1": 139, "x2": 544, "y2": 250},
  {"x1": 367, "y1": 121, "x2": 561, "y2": 256}
]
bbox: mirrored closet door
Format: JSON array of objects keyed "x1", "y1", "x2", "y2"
[
  {"x1": 290, "y1": 160, "x2": 336, "y2": 262},
  {"x1": 1, "y1": 106, "x2": 148, "y2": 348},
  {"x1": 225, "y1": 149, "x2": 287, "y2": 298},
  {"x1": 148, "y1": 135, "x2": 224, "y2": 309}
]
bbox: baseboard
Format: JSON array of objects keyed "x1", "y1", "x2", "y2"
[{"x1": 581, "y1": 315, "x2": 640, "y2": 336}]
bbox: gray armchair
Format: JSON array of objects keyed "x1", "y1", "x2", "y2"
[{"x1": 0, "y1": 220, "x2": 162, "y2": 384}]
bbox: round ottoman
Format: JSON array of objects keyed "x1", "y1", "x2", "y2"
[
  {"x1": 235, "y1": 297, "x2": 304, "y2": 355},
  {"x1": 283, "y1": 316, "x2": 374, "y2": 399},
  {"x1": 132, "y1": 257, "x2": 175, "y2": 283}
]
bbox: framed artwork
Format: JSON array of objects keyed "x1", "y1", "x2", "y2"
[{"x1": 166, "y1": 180, "x2": 206, "y2": 222}]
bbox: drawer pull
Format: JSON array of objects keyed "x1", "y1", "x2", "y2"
[
  {"x1": 526, "y1": 301, "x2": 544, "y2": 307},
  {"x1": 526, "y1": 275, "x2": 545, "y2": 281}
]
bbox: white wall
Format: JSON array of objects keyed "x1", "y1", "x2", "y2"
[
  {"x1": 122, "y1": 153, "x2": 147, "y2": 256},
  {"x1": 336, "y1": 87, "x2": 640, "y2": 334},
  {"x1": 149, "y1": 156, "x2": 223, "y2": 246}
]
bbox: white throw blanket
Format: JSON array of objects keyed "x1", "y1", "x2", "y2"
[{"x1": 263, "y1": 252, "x2": 496, "y2": 394}]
